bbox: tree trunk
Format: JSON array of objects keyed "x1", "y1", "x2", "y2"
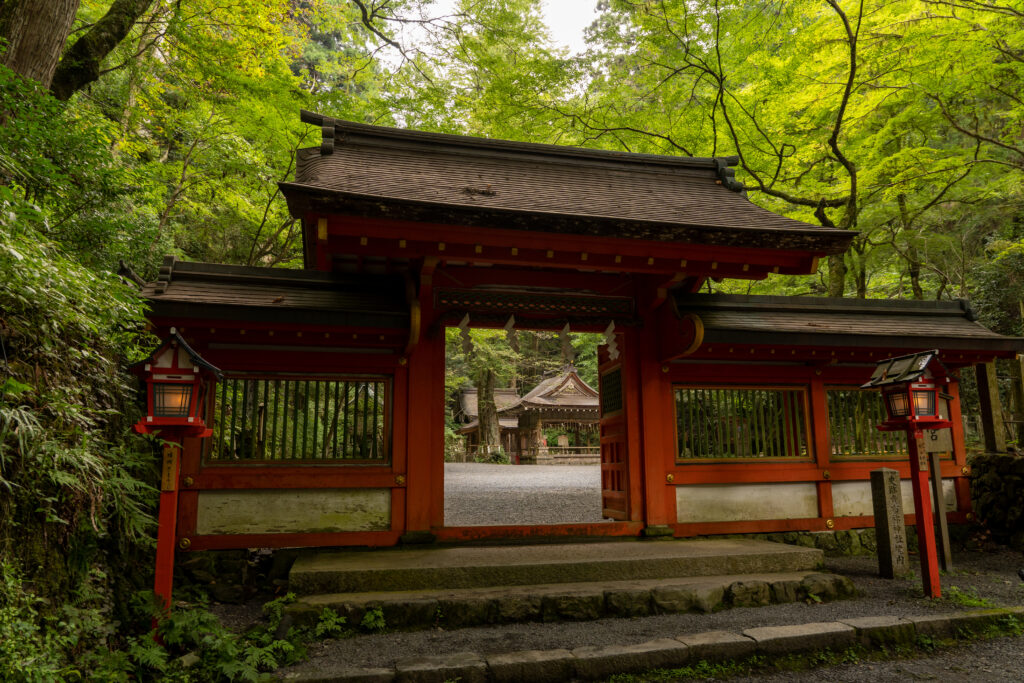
[
  {"x1": 476, "y1": 367, "x2": 501, "y2": 455},
  {"x1": 896, "y1": 194, "x2": 925, "y2": 300},
  {"x1": 51, "y1": 0, "x2": 155, "y2": 100},
  {"x1": 853, "y1": 237, "x2": 868, "y2": 298},
  {"x1": 907, "y1": 245, "x2": 924, "y2": 300},
  {"x1": 0, "y1": 0, "x2": 79, "y2": 88},
  {"x1": 827, "y1": 254, "x2": 846, "y2": 297}
]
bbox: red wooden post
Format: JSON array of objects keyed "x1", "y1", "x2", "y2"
[
  {"x1": 809, "y1": 379, "x2": 835, "y2": 524},
  {"x1": 405, "y1": 259, "x2": 440, "y2": 534},
  {"x1": 907, "y1": 428, "x2": 941, "y2": 598},
  {"x1": 154, "y1": 441, "x2": 181, "y2": 612},
  {"x1": 638, "y1": 321, "x2": 675, "y2": 529}
]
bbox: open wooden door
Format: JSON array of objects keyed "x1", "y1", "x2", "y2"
[{"x1": 598, "y1": 342, "x2": 629, "y2": 520}]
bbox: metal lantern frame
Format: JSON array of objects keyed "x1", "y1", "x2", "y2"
[{"x1": 862, "y1": 349, "x2": 952, "y2": 432}]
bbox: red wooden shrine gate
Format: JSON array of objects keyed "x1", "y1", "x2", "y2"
[{"x1": 136, "y1": 112, "x2": 1024, "y2": 555}]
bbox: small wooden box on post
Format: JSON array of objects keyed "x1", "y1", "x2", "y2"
[{"x1": 862, "y1": 349, "x2": 953, "y2": 598}]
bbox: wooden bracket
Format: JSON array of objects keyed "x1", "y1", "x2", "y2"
[
  {"x1": 649, "y1": 273, "x2": 686, "y2": 313},
  {"x1": 657, "y1": 298, "x2": 704, "y2": 364},
  {"x1": 404, "y1": 272, "x2": 421, "y2": 356}
]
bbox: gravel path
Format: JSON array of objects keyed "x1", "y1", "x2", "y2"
[
  {"x1": 444, "y1": 462, "x2": 604, "y2": 526},
  {"x1": 728, "y1": 633, "x2": 1024, "y2": 682},
  {"x1": 281, "y1": 549, "x2": 1024, "y2": 674}
]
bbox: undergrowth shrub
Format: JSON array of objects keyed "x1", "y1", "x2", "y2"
[{"x1": 1, "y1": 173, "x2": 160, "y2": 677}]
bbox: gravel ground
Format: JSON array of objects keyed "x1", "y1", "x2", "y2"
[
  {"x1": 444, "y1": 462, "x2": 605, "y2": 526},
  {"x1": 727, "y1": 634, "x2": 1024, "y2": 682},
  {"x1": 278, "y1": 548, "x2": 1024, "y2": 675}
]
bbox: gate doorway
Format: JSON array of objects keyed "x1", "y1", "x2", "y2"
[{"x1": 442, "y1": 327, "x2": 622, "y2": 530}]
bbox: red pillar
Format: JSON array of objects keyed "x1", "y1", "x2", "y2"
[
  {"x1": 809, "y1": 378, "x2": 834, "y2": 523},
  {"x1": 907, "y1": 428, "x2": 941, "y2": 598},
  {"x1": 405, "y1": 261, "x2": 443, "y2": 534},
  {"x1": 636, "y1": 302, "x2": 677, "y2": 530},
  {"x1": 154, "y1": 442, "x2": 181, "y2": 612}
]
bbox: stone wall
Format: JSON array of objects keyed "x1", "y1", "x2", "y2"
[{"x1": 969, "y1": 453, "x2": 1024, "y2": 549}]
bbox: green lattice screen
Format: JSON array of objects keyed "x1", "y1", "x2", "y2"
[
  {"x1": 827, "y1": 388, "x2": 907, "y2": 458},
  {"x1": 208, "y1": 375, "x2": 390, "y2": 462},
  {"x1": 675, "y1": 387, "x2": 808, "y2": 460}
]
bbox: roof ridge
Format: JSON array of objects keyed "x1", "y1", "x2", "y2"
[
  {"x1": 676, "y1": 292, "x2": 969, "y2": 315},
  {"x1": 299, "y1": 110, "x2": 742, "y2": 181}
]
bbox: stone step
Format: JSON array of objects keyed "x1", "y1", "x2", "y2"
[
  {"x1": 287, "y1": 539, "x2": 824, "y2": 595},
  {"x1": 280, "y1": 608, "x2": 1024, "y2": 682},
  {"x1": 284, "y1": 570, "x2": 855, "y2": 632}
]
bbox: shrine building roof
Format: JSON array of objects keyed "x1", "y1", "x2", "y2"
[
  {"x1": 519, "y1": 366, "x2": 599, "y2": 412},
  {"x1": 674, "y1": 293, "x2": 1024, "y2": 354},
  {"x1": 280, "y1": 112, "x2": 856, "y2": 255},
  {"x1": 139, "y1": 256, "x2": 409, "y2": 329},
  {"x1": 458, "y1": 387, "x2": 523, "y2": 420}
]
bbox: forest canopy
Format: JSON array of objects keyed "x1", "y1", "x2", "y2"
[{"x1": 2, "y1": 0, "x2": 1021, "y2": 315}]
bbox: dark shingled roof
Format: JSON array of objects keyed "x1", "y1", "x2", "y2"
[
  {"x1": 458, "y1": 388, "x2": 523, "y2": 420},
  {"x1": 519, "y1": 366, "x2": 599, "y2": 412},
  {"x1": 280, "y1": 112, "x2": 855, "y2": 254},
  {"x1": 140, "y1": 256, "x2": 409, "y2": 329},
  {"x1": 674, "y1": 293, "x2": 1024, "y2": 353}
]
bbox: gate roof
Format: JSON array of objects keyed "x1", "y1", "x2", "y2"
[
  {"x1": 280, "y1": 112, "x2": 854, "y2": 255},
  {"x1": 674, "y1": 292, "x2": 1024, "y2": 356}
]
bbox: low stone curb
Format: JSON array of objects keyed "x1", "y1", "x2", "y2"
[
  {"x1": 286, "y1": 571, "x2": 855, "y2": 632},
  {"x1": 278, "y1": 607, "x2": 1024, "y2": 682}
]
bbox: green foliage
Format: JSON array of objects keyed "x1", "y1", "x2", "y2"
[
  {"x1": 0, "y1": 171, "x2": 156, "y2": 592},
  {"x1": 157, "y1": 598, "x2": 300, "y2": 681},
  {"x1": 314, "y1": 608, "x2": 348, "y2": 639},
  {"x1": 359, "y1": 606, "x2": 386, "y2": 633},
  {"x1": 943, "y1": 585, "x2": 996, "y2": 609},
  {"x1": 474, "y1": 447, "x2": 511, "y2": 464},
  {"x1": 260, "y1": 592, "x2": 296, "y2": 633},
  {"x1": 0, "y1": 65, "x2": 170, "y2": 271}
]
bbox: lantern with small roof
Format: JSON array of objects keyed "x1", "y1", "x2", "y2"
[
  {"x1": 132, "y1": 328, "x2": 222, "y2": 438},
  {"x1": 862, "y1": 349, "x2": 955, "y2": 600},
  {"x1": 131, "y1": 328, "x2": 221, "y2": 614},
  {"x1": 861, "y1": 349, "x2": 952, "y2": 432}
]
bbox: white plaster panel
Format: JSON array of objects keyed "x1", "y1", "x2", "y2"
[
  {"x1": 832, "y1": 479, "x2": 957, "y2": 517},
  {"x1": 675, "y1": 483, "x2": 818, "y2": 523},
  {"x1": 196, "y1": 488, "x2": 390, "y2": 535}
]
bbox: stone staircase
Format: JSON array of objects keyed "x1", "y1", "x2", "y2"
[{"x1": 284, "y1": 538, "x2": 855, "y2": 631}]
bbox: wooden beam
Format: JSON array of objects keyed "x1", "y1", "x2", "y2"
[{"x1": 315, "y1": 216, "x2": 814, "y2": 275}]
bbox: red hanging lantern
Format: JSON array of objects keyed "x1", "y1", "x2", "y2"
[{"x1": 132, "y1": 328, "x2": 221, "y2": 438}]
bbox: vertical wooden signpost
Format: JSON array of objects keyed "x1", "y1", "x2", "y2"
[
  {"x1": 928, "y1": 452, "x2": 953, "y2": 572},
  {"x1": 154, "y1": 442, "x2": 182, "y2": 611},
  {"x1": 907, "y1": 429, "x2": 941, "y2": 597}
]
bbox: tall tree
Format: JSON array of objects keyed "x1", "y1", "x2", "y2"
[
  {"x1": 0, "y1": 0, "x2": 79, "y2": 88},
  {"x1": 51, "y1": 0, "x2": 154, "y2": 100},
  {"x1": 0, "y1": 0, "x2": 155, "y2": 99}
]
